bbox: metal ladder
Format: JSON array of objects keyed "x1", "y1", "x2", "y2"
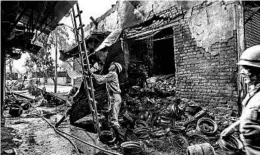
[{"x1": 71, "y1": 3, "x2": 100, "y2": 135}]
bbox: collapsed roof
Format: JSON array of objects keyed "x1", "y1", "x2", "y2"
[
  {"x1": 59, "y1": 31, "x2": 110, "y2": 61},
  {"x1": 1, "y1": 1, "x2": 76, "y2": 58}
]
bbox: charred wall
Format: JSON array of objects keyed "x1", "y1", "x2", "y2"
[
  {"x1": 173, "y1": 2, "x2": 239, "y2": 116},
  {"x1": 82, "y1": 1, "x2": 244, "y2": 117}
]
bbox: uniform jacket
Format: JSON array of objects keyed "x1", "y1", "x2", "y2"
[
  {"x1": 92, "y1": 71, "x2": 121, "y2": 95},
  {"x1": 240, "y1": 83, "x2": 260, "y2": 145}
]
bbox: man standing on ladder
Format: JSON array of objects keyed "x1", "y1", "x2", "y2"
[
  {"x1": 90, "y1": 62, "x2": 123, "y2": 131},
  {"x1": 221, "y1": 45, "x2": 260, "y2": 155}
]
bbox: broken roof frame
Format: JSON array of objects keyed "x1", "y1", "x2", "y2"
[
  {"x1": 2, "y1": 1, "x2": 77, "y2": 55},
  {"x1": 61, "y1": 4, "x2": 187, "y2": 65},
  {"x1": 94, "y1": 5, "x2": 186, "y2": 52},
  {"x1": 124, "y1": 5, "x2": 186, "y2": 40},
  {"x1": 60, "y1": 30, "x2": 111, "y2": 61}
]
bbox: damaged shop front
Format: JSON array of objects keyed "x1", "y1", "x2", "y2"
[
  {"x1": 108, "y1": 5, "x2": 228, "y2": 155},
  {"x1": 66, "y1": 2, "x2": 247, "y2": 154},
  {"x1": 122, "y1": 5, "x2": 184, "y2": 87},
  {"x1": 43, "y1": 1, "x2": 259, "y2": 154}
]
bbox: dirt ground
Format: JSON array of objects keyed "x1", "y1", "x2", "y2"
[
  {"x1": 1, "y1": 102, "x2": 113, "y2": 155},
  {"x1": 2, "y1": 107, "x2": 78, "y2": 155}
]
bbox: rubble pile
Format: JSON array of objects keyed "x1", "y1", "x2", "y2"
[
  {"x1": 146, "y1": 74, "x2": 176, "y2": 95},
  {"x1": 113, "y1": 75, "x2": 241, "y2": 155}
]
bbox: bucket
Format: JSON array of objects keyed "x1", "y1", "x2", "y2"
[
  {"x1": 9, "y1": 105, "x2": 23, "y2": 117},
  {"x1": 99, "y1": 130, "x2": 115, "y2": 144},
  {"x1": 121, "y1": 141, "x2": 142, "y2": 155},
  {"x1": 187, "y1": 143, "x2": 216, "y2": 155}
]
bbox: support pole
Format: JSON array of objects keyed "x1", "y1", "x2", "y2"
[{"x1": 54, "y1": 31, "x2": 58, "y2": 93}]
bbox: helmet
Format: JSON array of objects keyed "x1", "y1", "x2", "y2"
[
  {"x1": 237, "y1": 45, "x2": 260, "y2": 68},
  {"x1": 112, "y1": 62, "x2": 122, "y2": 73}
]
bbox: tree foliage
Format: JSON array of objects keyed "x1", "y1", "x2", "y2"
[
  {"x1": 24, "y1": 49, "x2": 55, "y2": 82},
  {"x1": 24, "y1": 25, "x2": 72, "y2": 85}
]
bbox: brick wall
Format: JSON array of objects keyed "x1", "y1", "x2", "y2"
[{"x1": 173, "y1": 22, "x2": 239, "y2": 115}]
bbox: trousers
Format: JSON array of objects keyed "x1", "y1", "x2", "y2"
[{"x1": 108, "y1": 93, "x2": 122, "y2": 128}]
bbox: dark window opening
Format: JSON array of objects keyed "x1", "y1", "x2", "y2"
[
  {"x1": 127, "y1": 40, "x2": 149, "y2": 86},
  {"x1": 152, "y1": 28, "x2": 175, "y2": 75}
]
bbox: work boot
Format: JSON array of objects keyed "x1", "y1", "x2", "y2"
[{"x1": 112, "y1": 125, "x2": 125, "y2": 142}]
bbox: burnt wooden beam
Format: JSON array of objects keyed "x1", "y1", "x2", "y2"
[
  {"x1": 9, "y1": 8, "x2": 28, "y2": 36},
  {"x1": 90, "y1": 16, "x2": 98, "y2": 28},
  {"x1": 36, "y1": 16, "x2": 56, "y2": 38},
  {"x1": 38, "y1": 1, "x2": 58, "y2": 32},
  {"x1": 33, "y1": 2, "x2": 47, "y2": 31}
]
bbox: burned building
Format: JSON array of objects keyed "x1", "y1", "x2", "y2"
[{"x1": 66, "y1": 1, "x2": 260, "y2": 119}]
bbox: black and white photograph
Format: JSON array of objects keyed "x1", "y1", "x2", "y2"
[{"x1": 1, "y1": 0, "x2": 260, "y2": 154}]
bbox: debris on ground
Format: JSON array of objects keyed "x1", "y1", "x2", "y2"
[
  {"x1": 2, "y1": 75, "x2": 245, "y2": 155},
  {"x1": 100, "y1": 74, "x2": 244, "y2": 155}
]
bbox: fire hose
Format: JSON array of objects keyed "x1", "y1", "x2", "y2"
[{"x1": 29, "y1": 103, "x2": 122, "y2": 155}]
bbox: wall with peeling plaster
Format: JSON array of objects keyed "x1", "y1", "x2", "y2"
[
  {"x1": 83, "y1": 1, "x2": 242, "y2": 116},
  {"x1": 85, "y1": 1, "x2": 200, "y2": 32},
  {"x1": 186, "y1": 1, "x2": 235, "y2": 52},
  {"x1": 173, "y1": 1, "x2": 240, "y2": 117}
]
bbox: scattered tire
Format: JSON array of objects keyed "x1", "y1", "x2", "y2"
[{"x1": 196, "y1": 117, "x2": 218, "y2": 136}]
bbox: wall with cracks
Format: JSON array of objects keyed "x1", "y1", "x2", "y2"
[{"x1": 173, "y1": 1, "x2": 240, "y2": 117}]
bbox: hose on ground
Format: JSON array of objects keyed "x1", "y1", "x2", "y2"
[
  {"x1": 29, "y1": 103, "x2": 122, "y2": 155},
  {"x1": 29, "y1": 104, "x2": 80, "y2": 155},
  {"x1": 40, "y1": 116, "x2": 81, "y2": 155}
]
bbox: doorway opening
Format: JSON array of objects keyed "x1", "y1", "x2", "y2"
[{"x1": 152, "y1": 28, "x2": 175, "y2": 75}]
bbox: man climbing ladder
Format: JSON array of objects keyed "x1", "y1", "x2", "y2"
[{"x1": 90, "y1": 62, "x2": 123, "y2": 129}]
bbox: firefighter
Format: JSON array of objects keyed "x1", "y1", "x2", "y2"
[
  {"x1": 90, "y1": 62, "x2": 123, "y2": 129},
  {"x1": 221, "y1": 45, "x2": 260, "y2": 155}
]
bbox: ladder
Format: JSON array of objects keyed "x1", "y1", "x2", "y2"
[{"x1": 71, "y1": 3, "x2": 100, "y2": 135}]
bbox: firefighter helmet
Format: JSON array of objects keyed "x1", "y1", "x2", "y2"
[
  {"x1": 237, "y1": 45, "x2": 260, "y2": 68},
  {"x1": 112, "y1": 62, "x2": 122, "y2": 73}
]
